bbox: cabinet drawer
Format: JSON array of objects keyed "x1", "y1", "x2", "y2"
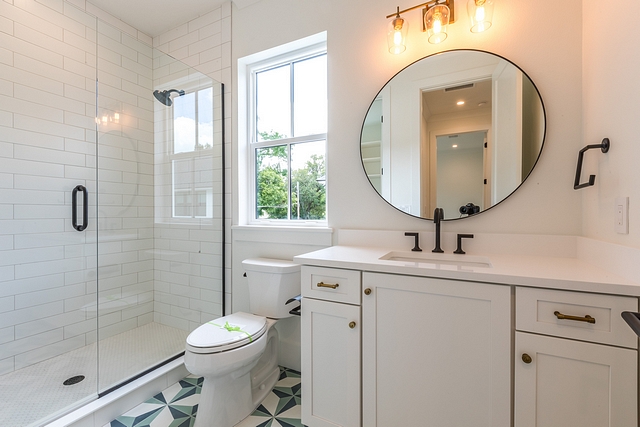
[
  {"x1": 302, "y1": 266, "x2": 361, "y2": 305},
  {"x1": 516, "y1": 287, "x2": 638, "y2": 348}
]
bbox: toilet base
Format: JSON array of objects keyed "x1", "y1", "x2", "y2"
[{"x1": 191, "y1": 321, "x2": 280, "y2": 427}]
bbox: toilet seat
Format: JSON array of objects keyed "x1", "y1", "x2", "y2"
[{"x1": 186, "y1": 312, "x2": 268, "y2": 354}]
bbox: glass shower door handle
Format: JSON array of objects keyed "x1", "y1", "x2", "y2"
[{"x1": 72, "y1": 185, "x2": 88, "y2": 231}]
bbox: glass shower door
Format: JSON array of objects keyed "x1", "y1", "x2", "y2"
[
  {"x1": 0, "y1": 1, "x2": 225, "y2": 424},
  {"x1": 95, "y1": 20, "x2": 224, "y2": 394},
  {"x1": 0, "y1": 3, "x2": 99, "y2": 425}
]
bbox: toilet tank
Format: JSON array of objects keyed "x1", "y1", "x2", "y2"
[{"x1": 242, "y1": 258, "x2": 301, "y2": 319}]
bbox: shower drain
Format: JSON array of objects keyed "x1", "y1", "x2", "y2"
[{"x1": 63, "y1": 375, "x2": 85, "y2": 386}]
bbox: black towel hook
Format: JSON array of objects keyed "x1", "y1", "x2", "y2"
[{"x1": 574, "y1": 138, "x2": 610, "y2": 190}]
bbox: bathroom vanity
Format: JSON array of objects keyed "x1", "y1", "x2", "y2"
[{"x1": 296, "y1": 245, "x2": 639, "y2": 427}]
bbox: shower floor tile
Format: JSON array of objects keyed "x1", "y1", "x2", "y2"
[
  {"x1": 0, "y1": 323, "x2": 189, "y2": 427},
  {"x1": 106, "y1": 367, "x2": 306, "y2": 427}
]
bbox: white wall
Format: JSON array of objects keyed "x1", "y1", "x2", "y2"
[
  {"x1": 582, "y1": 0, "x2": 640, "y2": 249},
  {"x1": 232, "y1": 0, "x2": 583, "y2": 237},
  {"x1": 230, "y1": 0, "x2": 583, "y2": 371}
]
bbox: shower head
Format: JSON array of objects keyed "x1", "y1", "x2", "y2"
[{"x1": 153, "y1": 89, "x2": 185, "y2": 106}]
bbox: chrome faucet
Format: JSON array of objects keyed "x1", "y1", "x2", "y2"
[{"x1": 432, "y1": 207, "x2": 444, "y2": 253}]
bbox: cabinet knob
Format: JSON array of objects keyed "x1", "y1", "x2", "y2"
[
  {"x1": 349, "y1": 321, "x2": 356, "y2": 329},
  {"x1": 364, "y1": 288, "x2": 372, "y2": 295},
  {"x1": 522, "y1": 353, "x2": 532, "y2": 364}
]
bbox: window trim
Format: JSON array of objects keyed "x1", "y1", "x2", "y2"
[
  {"x1": 245, "y1": 40, "x2": 327, "y2": 226},
  {"x1": 154, "y1": 75, "x2": 220, "y2": 225}
]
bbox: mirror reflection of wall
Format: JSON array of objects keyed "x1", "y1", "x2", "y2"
[
  {"x1": 361, "y1": 50, "x2": 546, "y2": 220},
  {"x1": 436, "y1": 131, "x2": 486, "y2": 217},
  {"x1": 421, "y1": 79, "x2": 492, "y2": 217},
  {"x1": 362, "y1": 98, "x2": 383, "y2": 194}
]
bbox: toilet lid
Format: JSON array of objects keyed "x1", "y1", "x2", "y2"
[{"x1": 186, "y1": 312, "x2": 267, "y2": 354}]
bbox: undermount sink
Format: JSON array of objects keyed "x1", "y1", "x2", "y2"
[{"x1": 379, "y1": 251, "x2": 492, "y2": 268}]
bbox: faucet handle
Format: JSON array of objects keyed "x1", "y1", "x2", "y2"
[
  {"x1": 453, "y1": 234, "x2": 474, "y2": 255},
  {"x1": 404, "y1": 232, "x2": 422, "y2": 252}
]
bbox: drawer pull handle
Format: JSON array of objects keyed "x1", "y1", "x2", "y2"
[
  {"x1": 554, "y1": 311, "x2": 596, "y2": 324},
  {"x1": 522, "y1": 353, "x2": 532, "y2": 364},
  {"x1": 349, "y1": 321, "x2": 356, "y2": 329},
  {"x1": 317, "y1": 282, "x2": 339, "y2": 289},
  {"x1": 364, "y1": 288, "x2": 372, "y2": 295}
]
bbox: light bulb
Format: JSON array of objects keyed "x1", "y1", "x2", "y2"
[
  {"x1": 393, "y1": 30, "x2": 403, "y2": 45},
  {"x1": 468, "y1": 0, "x2": 494, "y2": 33},
  {"x1": 433, "y1": 16, "x2": 442, "y2": 34}
]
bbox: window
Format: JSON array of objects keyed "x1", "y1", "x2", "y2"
[
  {"x1": 248, "y1": 44, "x2": 327, "y2": 223},
  {"x1": 154, "y1": 80, "x2": 220, "y2": 224}
]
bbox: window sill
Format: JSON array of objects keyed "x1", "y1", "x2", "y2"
[{"x1": 232, "y1": 224, "x2": 333, "y2": 246}]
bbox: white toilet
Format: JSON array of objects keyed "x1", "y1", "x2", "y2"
[{"x1": 184, "y1": 258, "x2": 300, "y2": 427}]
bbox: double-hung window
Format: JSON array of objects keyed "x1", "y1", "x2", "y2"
[
  {"x1": 249, "y1": 45, "x2": 327, "y2": 223},
  {"x1": 172, "y1": 86, "x2": 215, "y2": 219}
]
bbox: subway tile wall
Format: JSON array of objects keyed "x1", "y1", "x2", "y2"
[
  {"x1": 94, "y1": 18, "x2": 156, "y2": 344},
  {"x1": 0, "y1": 0, "x2": 101, "y2": 376},
  {"x1": 153, "y1": 3, "x2": 232, "y2": 318},
  {"x1": 151, "y1": 53, "x2": 225, "y2": 330},
  {"x1": 0, "y1": 0, "x2": 231, "y2": 375}
]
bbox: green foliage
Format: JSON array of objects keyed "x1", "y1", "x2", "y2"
[
  {"x1": 292, "y1": 154, "x2": 326, "y2": 220},
  {"x1": 256, "y1": 145, "x2": 287, "y2": 171},
  {"x1": 255, "y1": 140, "x2": 326, "y2": 220},
  {"x1": 258, "y1": 130, "x2": 287, "y2": 141},
  {"x1": 257, "y1": 166, "x2": 288, "y2": 219}
]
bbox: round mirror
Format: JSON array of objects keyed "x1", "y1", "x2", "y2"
[{"x1": 360, "y1": 49, "x2": 546, "y2": 220}]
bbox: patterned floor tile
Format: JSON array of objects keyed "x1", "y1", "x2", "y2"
[{"x1": 107, "y1": 367, "x2": 305, "y2": 427}]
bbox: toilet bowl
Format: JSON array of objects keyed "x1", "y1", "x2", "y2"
[{"x1": 184, "y1": 258, "x2": 300, "y2": 427}]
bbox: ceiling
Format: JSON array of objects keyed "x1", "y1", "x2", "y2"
[
  {"x1": 422, "y1": 79, "x2": 492, "y2": 117},
  {"x1": 87, "y1": 0, "x2": 228, "y2": 37}
]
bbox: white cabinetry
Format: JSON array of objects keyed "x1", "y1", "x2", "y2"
[
  {"x1": 515, "y1": 287, "x2": 638, "y2": 427},
  {"x1": 299, "y1": 259, "x2": 640, "y2": 427},
  {"x1": 301, "y1": 267, "x2": 361, "y2": 427},
  {"x1": 361, "y1": 272, "x2": 511, "y2": 427}
]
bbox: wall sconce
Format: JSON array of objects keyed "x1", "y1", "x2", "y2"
[
  {"x1": 387, "y1": 7, "x2": 409, "y2": 54},
  {"x1": 424, "y1": 3, "x2": 451, "y2": 44},
  {"x1": 467, "y1": 0, "x2": 494, "y2": 33},
  {"x1": 386, "y1": 0, "x2": 495, "y2": 54},
  {"x1": 386, "y1": 0, "x2": 455, "y2": 53}
]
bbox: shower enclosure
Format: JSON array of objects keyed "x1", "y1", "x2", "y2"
[{"x1": 0, "y1": 3, "x2": 225, "y2": 426}]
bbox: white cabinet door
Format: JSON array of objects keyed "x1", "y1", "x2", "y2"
[
  {"x1": 301, "y1": 297, "x2": 361, "y2": 427},
  {"x1": 515, "y1": 332, "x2": 638, "y2": 427},
  {"x1": 362, "y1": 272, "x2": 511, "y2": 427}
]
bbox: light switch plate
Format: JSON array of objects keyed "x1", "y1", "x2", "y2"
[{"x1": 615, "y1": 197, "x2": 629, "y2": 234}]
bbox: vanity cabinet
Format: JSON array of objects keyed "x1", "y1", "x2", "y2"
[
  {"x1": 301, "y1": 266, "x2": 362, "y2": 427},
  {"x1": 514, "y1": 287, "x2": 638, "y2": 427},
  {"x1": 361, "y1": 272, "x2": 511, "y2": 427},
  {"x1": 299, "y1": 254, "x2": 640, "y2": 427}
]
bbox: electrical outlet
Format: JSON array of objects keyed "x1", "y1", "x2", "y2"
[{"x1": 615, "y1": 197, "x2": 629, "y2": 234}]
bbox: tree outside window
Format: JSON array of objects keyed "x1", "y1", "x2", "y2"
[{"x1": 252, "y1": 52, "x2": 327, "y2": 222}]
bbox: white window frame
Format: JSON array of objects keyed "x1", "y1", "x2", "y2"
[
  {"x1": 244, "y1": 38, "x2": 328, "y2": 226},
  {"x1": 170, "y1": 84, "x2": 215, "y2": 219},
  {"x1": 155, "y1": 76, "x2": 218, "y2": 224}
]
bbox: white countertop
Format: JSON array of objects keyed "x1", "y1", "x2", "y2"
[{"x1": 294, "y1": 245, "x2": 640, "y2": 297}]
